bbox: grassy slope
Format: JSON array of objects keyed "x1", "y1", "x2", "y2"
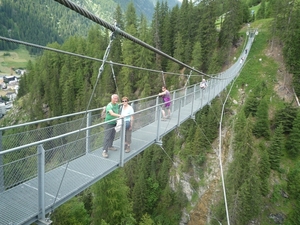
[{"x1": 0, "y1": 46, "x2": 36, "y2": 76}]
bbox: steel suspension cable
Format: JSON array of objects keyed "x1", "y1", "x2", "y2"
[
  {"x1": 53, "y1": 0, "x2": 219, "y2": 79},
  {"x1": 110, "y1": 62, "x2": 119, "y2": 96},
  {"x1": 184, "y1": 69, "x2": 194, "y2": 88}
]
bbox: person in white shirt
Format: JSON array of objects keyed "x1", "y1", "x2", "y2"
[
  {"x1": 200, "y1": 79, "x2": 208, "y2": 90},
  {"x1": 121, "y1": 96, "x2": 134, "y2": 153}
]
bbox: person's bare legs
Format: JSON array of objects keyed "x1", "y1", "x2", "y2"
[
  {"x1": 161, "y1": 109, "x2": 166, "y2": 118},
  {"x1": 167, "y1": 108, "x2": 171, "y2": 118}
]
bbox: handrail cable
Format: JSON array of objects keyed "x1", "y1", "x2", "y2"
[
  {"x1": 0, "y1": 34, "x2": 240, "y2": 81},
  {"x1": 0, "y1": 36, "x2": 196, "y2": 78}
]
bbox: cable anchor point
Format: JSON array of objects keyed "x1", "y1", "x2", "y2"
[{"x1": 155, "y1": 140, "x2": 163, "y2": 146}]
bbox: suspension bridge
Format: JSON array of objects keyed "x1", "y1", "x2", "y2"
[{"x1": 0, "y1": 1, "x2": 258, "y2": 224}]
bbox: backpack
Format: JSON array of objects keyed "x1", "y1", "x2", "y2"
[{"x1": 101, "y1": 106, "x2": 106, "y2": 119}]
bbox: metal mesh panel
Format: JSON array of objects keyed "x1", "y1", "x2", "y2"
[
  {"x1": 132, "y1": 107, "x2": 156, "y2": 131},
  {"x1": 2, "y1": 117, "x2": 87, "y2": 151},
  {"x1": 45, "y1": 137, "x2": 87, "y2": 171},
  {"x1": 2, "y1": 148, "x2": 37, "y2": 189}
]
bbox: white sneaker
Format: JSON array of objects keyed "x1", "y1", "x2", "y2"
[{"x1": 102, "y1": 151, "x2": 108, "y2": 158}]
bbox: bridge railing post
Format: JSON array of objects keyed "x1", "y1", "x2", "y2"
[
  {"x1": 190, "y1": 85, "x2": 196, "y2": 118},
  {"x1": 155, "y1": 96, "x2": 160, "y2": 122},
  {"x1": 177, "y1": 99, "x2": 182, "y2": 127},
  {"x1": 155, "y1": 105, "x2": 162, "y2": 145},
  {"x1": 172, "y1": 91, "x2": 175, "y2": 114},
  {"x1": 184, "y1": 88, "x2": 187, "y2": 106},
  {"x1": 37, "y1": 144, "x2": 52, "y2": 224},
  {"x1": 86, "y1": 111, "x2": 92, "y2": 154},
  {"x1": 208, "y1": 79, "x2": 212, "y2": 103},
  {"x1": 0, "y1": 131, "x2": 3, "y2": 193},
  {"x1": 119, "y1": 117, "x2": 125, "y2": 167},
  {"x1": 213, "y1": 78, "x2": 216, "y2": 98},
  {"x1": 210, "y1": 78, "x2": 214, "y2": 100},
  {"x1": 200, "y1": 89, "x2": 203, "y2": 109}
]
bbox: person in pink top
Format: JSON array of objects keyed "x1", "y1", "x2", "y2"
[{"x1": 158, "y1": 86, "x2": 171, "y2": 120}]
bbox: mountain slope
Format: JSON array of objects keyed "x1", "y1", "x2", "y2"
[
  {"x1": 73, "y1": 0, "x2": 181, "y2": 23},
  {"x1": 0, "y1": 0, "x2": 180, "y2": 53}
]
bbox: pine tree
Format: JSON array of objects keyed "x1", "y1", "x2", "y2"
[
  {"x1": 191, "y1": 126, "x2": 206, "y2": 166},
  {"x1": 274, "y1": 103, "x2": 297, "y2": 134},
  {"x1": 228, "y1": 155, "x2": 262, "y2": 225},
  {"x1": 196, "y1": 0, "x2": 218, "y2": 72},
  {"x1": 258, "y1": 142, "x2": 271, "y2": 196},
  {"x1": 286, "y1": 162, "x2": 300, "y2": 224},
  {"x1": 218, "y1": 0, "x2": 244, "y2": 65},
  {"x1": 287, "y1": 201, "x2": 300, "y2": 225},
  {"x1": 160, "y1": 2, "x2": 172, "y2": 71},
  {"x1": 237, "y1": 168, "x2": 261, "y2": 224},
  {"x1": 191, "y1": 41, "x2": 203, "y2": 72},
  {"x1": 51, "y1": 197, "x2": 90, "y2": 225},
  {"x1": 268, "y1": 124, "x2": 285, "y2": 170},
  {"x1": 110, "y1": 4, "x2": 124, "y2": 86},
  {"x1": 132, "y1": 171, "x2": 149, "y2": 221},
  {"x1": 227, "y1": 111, "x2": 253, "y2": 192},
  {"x1": 287, "y1": 162, "x2": 300, "y2": 200},
  {"x1": 167, "y1": 31, "x2": 184, "y2": 87},
  {"x1": 151, "y1": 1, "x2": 163, "y2": 69},
  {"x1": 276, "y1": 1, "x2": 300, "y2": 96},
  {"x1": 139, "y1": 213, "x2": 155, "y2": 225},
  {"x1": 243, "y1": 83, "x2": 265, "y2": 118},
  {"x1": 62, "y1": 76, "x2": 75, "y2": 115},
  {"x1": 256, "y1": 0, "x2": 266, "y2": 19},
  {"x1": 286, "y1": 110, "x2": 300, "y2": 157},
  {"x1": 119, "y1": 2, "x2": 138, "y2": 97},
  {"x1": 92, "y1": 169, "x2": 135, "y2": 225},
  {"x1": 135, "y1": 15, "x2": 154, "y2": 97},
  {"x1": 253, "y1": 98, "x2": 270, "y2": 139}
]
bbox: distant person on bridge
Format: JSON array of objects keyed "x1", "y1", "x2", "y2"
[
  {"x1": 240, "y1": 57, "x2": 244, "y2": 65},
  {"x1": 121, "y1": 96, "x2": 134, "y2": 153},
  {"x1": 158, "y1": 86, "x2": 171, "y2": 120},
  {"x1": 200, "y1": 78, "x2": 208, "y2": 90},
  {"x1": 102, "y1": 94, "x2": 123, "y2": 158}
]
